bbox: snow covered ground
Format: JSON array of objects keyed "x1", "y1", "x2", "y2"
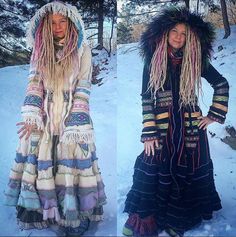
[
  {"x1": 117, "y1": 26, "x2": 236, "y2": 236},
  {"x1": 0, "y1": 52, "x2": 117, "y2": 236}
]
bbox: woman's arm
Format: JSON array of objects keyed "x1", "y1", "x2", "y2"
[
  {"x1": 18, "y1": 70, "x2": 44, "y2": 139},
  {"x1": 141, "y1": 61, "x2": 159, "y2": 143},
  {"x1": 201, "y1": 63, "x2": 229, "y2": 124},
  {"x1": 61, "y1": 45, "x2": 94, "y2": 144}
]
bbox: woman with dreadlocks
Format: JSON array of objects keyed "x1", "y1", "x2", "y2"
[
  {"x1": 123, "y1": 7, "x2": 229, "y2": 237},
  {"x1": 5, "y1": 2, "x2": 106, "y2": 236}
]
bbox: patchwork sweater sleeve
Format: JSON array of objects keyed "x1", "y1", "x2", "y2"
[
  {"x1": 21, "y1": 70, "x2": 44, "y2": 130},
  {"x1": 140, "y1": 61, "x2": 158, "y2": 142},
  {"x1": 202, "y1": 63, "x2": 229, "y2": 124},
  {"x1": 62, "y1": 45, "x2": 94, "y2": 144}
]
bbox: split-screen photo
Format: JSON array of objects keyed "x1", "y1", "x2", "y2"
[{"x1": 0, "y1": 0, "x2": 235, "y2": 236}]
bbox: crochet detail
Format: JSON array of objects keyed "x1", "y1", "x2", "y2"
[
  {"x1": 61, "y1": 126, "x2": 95, "y2": 144},
  {"x1": 21, "y1": 105, "x2": 44, "y2": 130}
]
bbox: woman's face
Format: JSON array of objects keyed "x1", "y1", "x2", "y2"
[
  {"x1": 51, "y1": 14, "x2": 68, "y2": 40},
  {"x1": 168, "y1": 23, "x2": 186, "y2": 51}
]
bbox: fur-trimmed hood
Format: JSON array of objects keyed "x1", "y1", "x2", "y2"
[
  {"x1": 140, "y1": 7, "x2": 215, "y2": 66},
  {"x1": 26, "y1": 1, "x2": 86, "y2": 49}
]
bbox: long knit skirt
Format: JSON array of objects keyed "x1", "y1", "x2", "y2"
[
  {"x1": 5, "y1": 131, "x2": 106, "y2": 230},
  {"x1": 124, "y1": 128, "x2": 222, "y2": 236}
]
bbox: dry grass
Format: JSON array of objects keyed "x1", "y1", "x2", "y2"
[
  {"x1": 205, "y1": 3, "x2": 236, "y2": 28},
  {"x1": 128, "y1": 4, "x2": 236, "y2": 43},
  {"x1": 132, "y1": 24, "x2": 146, "y2": 42}
]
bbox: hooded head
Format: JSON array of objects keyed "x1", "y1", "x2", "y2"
[
  {"x1": 27, "y1": 1, "x2": 86, "y2": 49},
  {"x1": 141, "y1": 6, "x2": 215, "y2": 65},
  {"x1": 27, "y1": 1, "x2": 87, "y2": 88},
  {"x1": 141, "y1": 7, "x2": 216, "y2": 108}
]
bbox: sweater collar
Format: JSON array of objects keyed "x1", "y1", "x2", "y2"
[{"x1": 167, "y1": 46, "x2": 183, "y2": 66}]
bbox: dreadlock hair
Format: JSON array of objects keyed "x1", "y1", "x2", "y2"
[
  {"x1": 149, "y1": 24, "x2": 202, "y2": 108},
  {"x1": 31, "y1": 13, "x2": 79, "y2": 89}
]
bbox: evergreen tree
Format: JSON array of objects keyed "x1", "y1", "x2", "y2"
[
  {"x1": 220, "y1": 0, "x2": 231, "y2": 38},
  {"x1": 0, "y1": 0, "x2": 116, "y2": 67},
  {"x1": 117, "y1": 22, "x2": 133, "y2": 44}
]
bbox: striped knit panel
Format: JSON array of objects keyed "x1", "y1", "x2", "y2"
[
  {"x1": 140, "y1": 60, "x2": 159, "y2": 142},
  {"x1": 5, "y1": 132, "x2": 42, "y2": 209},
  {"x1": 35, "y1": 134, "x2": 106, "y2": 225},
  {"x1": 5, "y1": 132, "x2": 106, "y2": 227},
  {"x1": 35, "y1": 135, "x2": 61, "y2": 222},
  {"x1": 141, "y1": 98, "x2": 159, "y2": 142},
  {"x1": 54, "y1": 142, "x2": 106, "y2": 225},
  {"x1": 24, "y1": 71, "x2": 43, "y2": 108},
  {"x1": 184, "y1": 111, "x2": 201, "y2": 150},
  {"x1": 62, "y1": 46, "x2": 94, "y2": 145},
  {"x1": 65, "y1": 79, "x2": 92, "y2": 127},
  {"x1": 207, "y1": 80, "x2": 229, "y2": 124},
  {"x1": 155, "y1": 91, "x2": 172, "y2": 138},
  {"x1": 21, "y1": 70, "x2": 44, "y2": 129}
]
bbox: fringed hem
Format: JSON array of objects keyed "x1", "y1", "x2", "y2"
[
  {"x1": 89, "y1": 214, "x2": 103, "y2": 222},
  {"x1": 59, "y1": 219, "x2": 81, "y2": 228},
  {"x1": 124, "y1": 214, "x2": 158, "y2": 237},
  {"x1": 61, "y1": 128, "x2": 95, "y2": 144},
  {"x1": 21, "y1": 105, "x2": 44, "y2": 130},
  {"x1": 59, "y1": 214, "x2": 103, "y2": 228},
  {"x1": 43, "y1": 207, "x2": 61, "y2": 221},
  {"x1": 17, "y1": 219, "x2": 50, "y2": 230}
]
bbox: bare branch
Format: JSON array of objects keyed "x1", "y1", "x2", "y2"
[
  {"x1": 85, "y1": 26, "x2": 98, "y2": 30},
  {"x1": 118, "y1": 10, "x2": 161, "y2": 18},
  {"x1": 0, "y1": 42, "x2": 24, "y2": 53},
  {"x1": 87, "y1": 33, "x2": 98, "y2": 39},
  {"x1": 0, "y1": 4, "x2": 27, "y2": 19}
]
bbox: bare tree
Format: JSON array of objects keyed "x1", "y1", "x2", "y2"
[
  {"x1": 220, "y1": 0, "x2": 231, "y2": 38},
  {"x1": 197, "y1": 0, "x2": 200, "y2": 13},
  {"x1": 108, "y1": 13, "x2": 115, "y2": 57},
  {"x1": 184, "y1": 0, "x2": 190, "y2": 8},
  {"x1": 97, "y1": 0, "x2": 104, "y2": 49}
]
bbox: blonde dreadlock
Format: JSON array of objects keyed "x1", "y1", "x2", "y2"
[
  {"x1": 149, "y1": 25, "x2": 202, "y2": 108},
  {"x1": 149, "y1": 33, "x2": 168, "y2": 94},
  {"x1": 180, "y1": 26, "x2": 202, "y2": 108}
]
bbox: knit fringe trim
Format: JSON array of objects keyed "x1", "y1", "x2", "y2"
[
  {"x1": 59, "y1": 214, "x2": 103, "y2": 228},
  {"x1": 61, "y1": 127, "x2": 95, "y2": 144},
  {"x1": 26, "y1": 1, "x2": 87, "y2": 48},
  {"x1": 89, "y1": 214, "x2": 103, "y2": 222},
  {"x1": 43, "y1": 207, "x2": 61, "y2": 222},
  {"x1": 17, "y1": 219, "x2": 49, "y2": 230},
  {"x1": 21, "y1": 105, "x2": 44, "y2": 130}
]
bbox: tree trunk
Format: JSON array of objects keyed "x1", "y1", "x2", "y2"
[
  {"x1": 220, "y1": 0, "x2": 231, "y2": 39},
  {"x1": 197, "y1": 0, "x2": 200, "y2": 13},
  {"x1": 108, "y1": 13, "x2": 115, "y2": 57},
  {"x1": 97, "y1": 0, "x2": 104, "y2": 49},
  {"x1": 184, "y1": 0, "x2": 190, "y2": 9}
]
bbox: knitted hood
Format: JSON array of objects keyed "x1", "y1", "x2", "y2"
[
  {"x1": 140, "y1": 7, "x2": 215, "y2": 67},
  {"x1": 26, "y1": 1, "x2": 86, "y2": 49}
]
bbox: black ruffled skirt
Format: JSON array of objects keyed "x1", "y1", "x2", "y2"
[{"x1": 124, "y1": 119, "x2": 222, "y2": 236}]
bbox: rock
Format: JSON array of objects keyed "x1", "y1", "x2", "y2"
[
  {"x1": 221, "y1": 126, "x2": 236, "y2": 150},
  {"x1": 218, "y1": 45, "x2": 223, "y2": 52},
  {"x1": 209, "y1": 131, "x2": 216, "y2": 137},
  {"x1": 225, "y1": 125, "x2": 236, "y2": 138},
  {"x1": 221, "y1": 136, "x2": 236, "y2": 150}
]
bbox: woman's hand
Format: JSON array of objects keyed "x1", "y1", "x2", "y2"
[
  {"x1": 16, "y1": 122, "x2": 37, "y2": 140},
  {"x1": 144, "y1": 139, "x2": 159, "y2": 156},
  {"x1": 198, "y1": 116, "x2": 214, "y2": 130}
]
